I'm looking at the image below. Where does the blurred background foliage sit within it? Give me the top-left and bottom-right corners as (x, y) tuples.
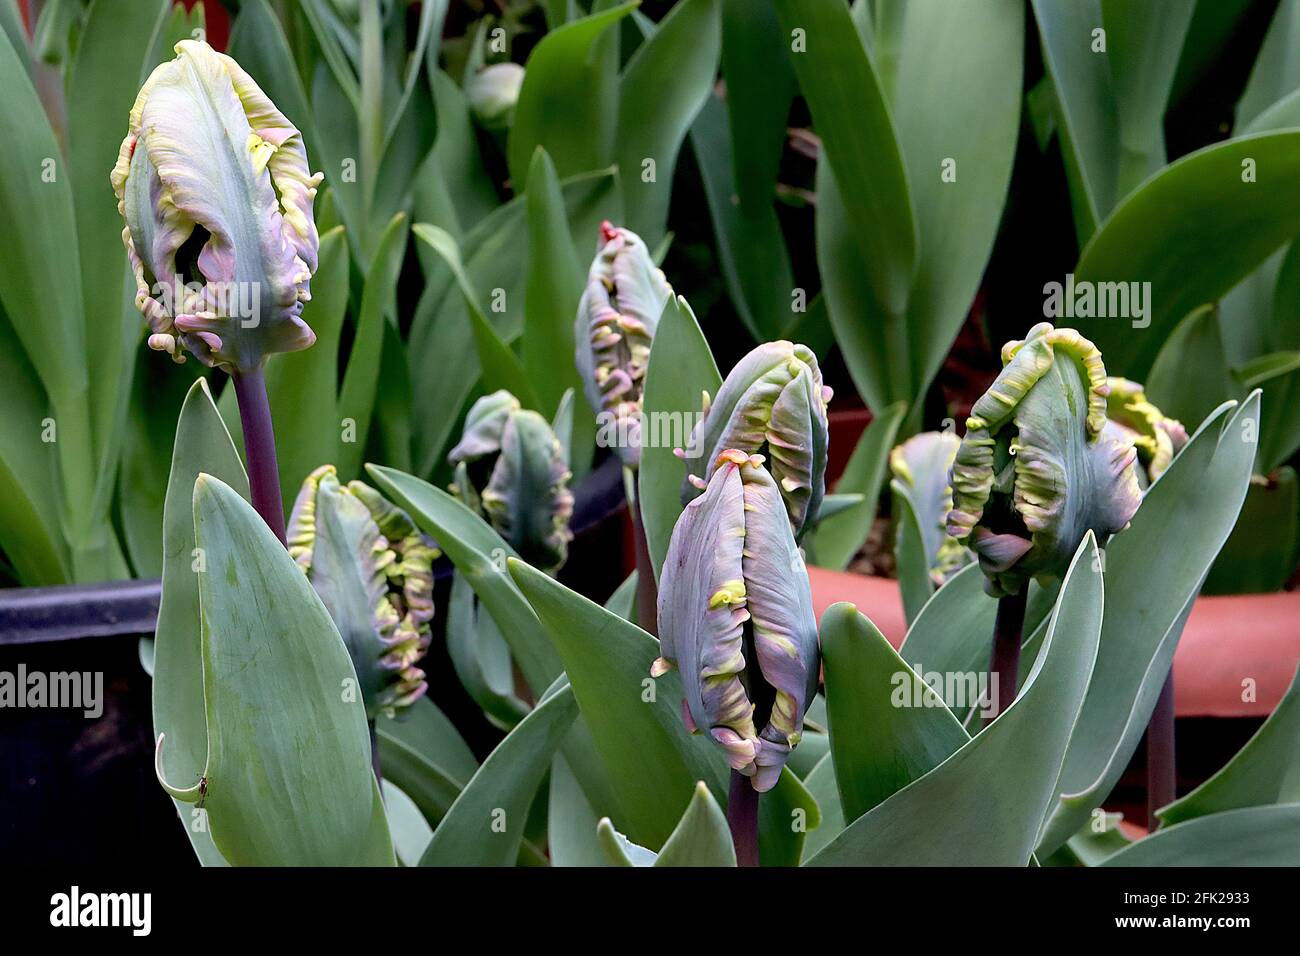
(0, 0), (1296, 596)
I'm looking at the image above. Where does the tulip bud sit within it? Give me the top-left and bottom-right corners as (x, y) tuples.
(680, 341), (831, 538)
(889, 431), (970, 585)
(287, 466), (439, 720)
(576, 223), (673, 468)
(1103, 377), (1189, 487)
(466, 63), (525, 130)
(449, 391), (575, 572)
(947, 323), (1142, 598)
(652, 450), (820, 792)
(111, 40), (323, 374)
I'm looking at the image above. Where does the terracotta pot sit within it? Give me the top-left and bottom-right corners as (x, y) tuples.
(807, 567), (1300, 718)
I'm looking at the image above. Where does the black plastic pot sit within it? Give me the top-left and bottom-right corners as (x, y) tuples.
(0, 456), (628, 865)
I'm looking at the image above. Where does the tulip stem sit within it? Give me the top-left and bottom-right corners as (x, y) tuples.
(1146, 670), (1176, 831)
(727, 770), (760, 867)
(624, 467), (658, 636)
(987, 588), (1027, 721)
(232, 366), (287, 546)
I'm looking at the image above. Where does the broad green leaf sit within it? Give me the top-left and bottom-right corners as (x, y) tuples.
(1100, 805), (1300, 866)
(1235, 0), (1300, 130)
(0, 23), (96, 570)
(446, 571), (530, 729)
(690, 91), (788, 341)
(786, 729), (830, 779)
(153, 379), (248, 866)
(264, 227), (348, 513)
(596, 817), (659, 866)
(760, 765), (822, 867)
(821, 603), (968, 825)
(548, 753), (608, 867)
(0, 311), (66, 583)
(604, 570), (638, 622)
(1236, 351), (1300, 472)
(892, 486), (933, 624)
(1038, 394), (1262, 853)
(806, 401), (907, 571)
(615, 0), (720, 246)
(415, 69), (499, 242)
(412, 222), (541, 410)
(1157, 664), (1300, 827)
(523, 147), (586, 417)
(337, 213), (408, 479)
(808, 534), (1104, 866)
(1203, 468), (1297, 595)
(638, 295), (721, 580)
(509, 558), (726, 848)
(383, 780), (434, 866)
(885, 0), (1025, 410)
(410, 167), (616, 478)
(379, 695), (479, 784)
(1071, 133), (1300, 382)
(420, 685), (578, 866)
(1101, 0), (1196, 197)
(654, 780), (735, 867)
(66, 0), (166, 501)
(1145, 305), (1235, 434)
(801, 755), (846, 860)
(366, 465), (563, 694)
(506, 1), (636, 187)
(163, 475), (393, 866)
(774, 0), (916, 317)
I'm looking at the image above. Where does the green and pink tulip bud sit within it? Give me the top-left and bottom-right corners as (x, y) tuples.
(890, 431), (971, 585)
(680, 341), (831, 538)
(1103, 377), (1189, 487)
(287, 466), (438, 720)
(652, 450), (821, 792)
(576, 223), (673, 468)
(947, 323), (1142, 598)
(449, 391), (574, 573)
(110, 39), (322, 374)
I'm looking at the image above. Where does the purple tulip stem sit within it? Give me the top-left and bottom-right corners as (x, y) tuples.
(624, 467), (658, 636)
(1146, 670), (1176, 831)
(728, 770), (760, 867)
(232, 366), (287, 545)
(987, 588), (1027, 721)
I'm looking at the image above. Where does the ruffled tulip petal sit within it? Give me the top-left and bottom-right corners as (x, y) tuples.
(482, 410), (575, 572)
(890, 431), (969, 583)
(575, 223), (672, 467)
(682, 341), (830, 538)
(947, 323), (1142, 597)
(111, 40), (322, 373)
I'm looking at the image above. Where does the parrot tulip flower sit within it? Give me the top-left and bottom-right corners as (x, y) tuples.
(1103, 377), (1189, 487)
(652, 450), (820, 794)
(680, 341), (831, 539)
(111, 39), (324, 542)
(287, 466), (439, 720)
(111, 39), (322, 374)
(889, 431), (970, 586)
(448, 390), (574, 573)
(576, 222), (673, 468)
(947, 322), (1142, 599)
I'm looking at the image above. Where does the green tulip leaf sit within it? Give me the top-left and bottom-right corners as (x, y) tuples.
(821, 602), (969, 825)
(1038, 393), (1263, 854)
(161, 474), (393, 866)
(419, 685), (578, 866)
(654, 780), (736, 867)
(808, 534), (1103, 866)
(1100, 805), (1300, 866)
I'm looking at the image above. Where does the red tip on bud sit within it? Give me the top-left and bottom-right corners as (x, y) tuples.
(600, 220), (619, 243)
